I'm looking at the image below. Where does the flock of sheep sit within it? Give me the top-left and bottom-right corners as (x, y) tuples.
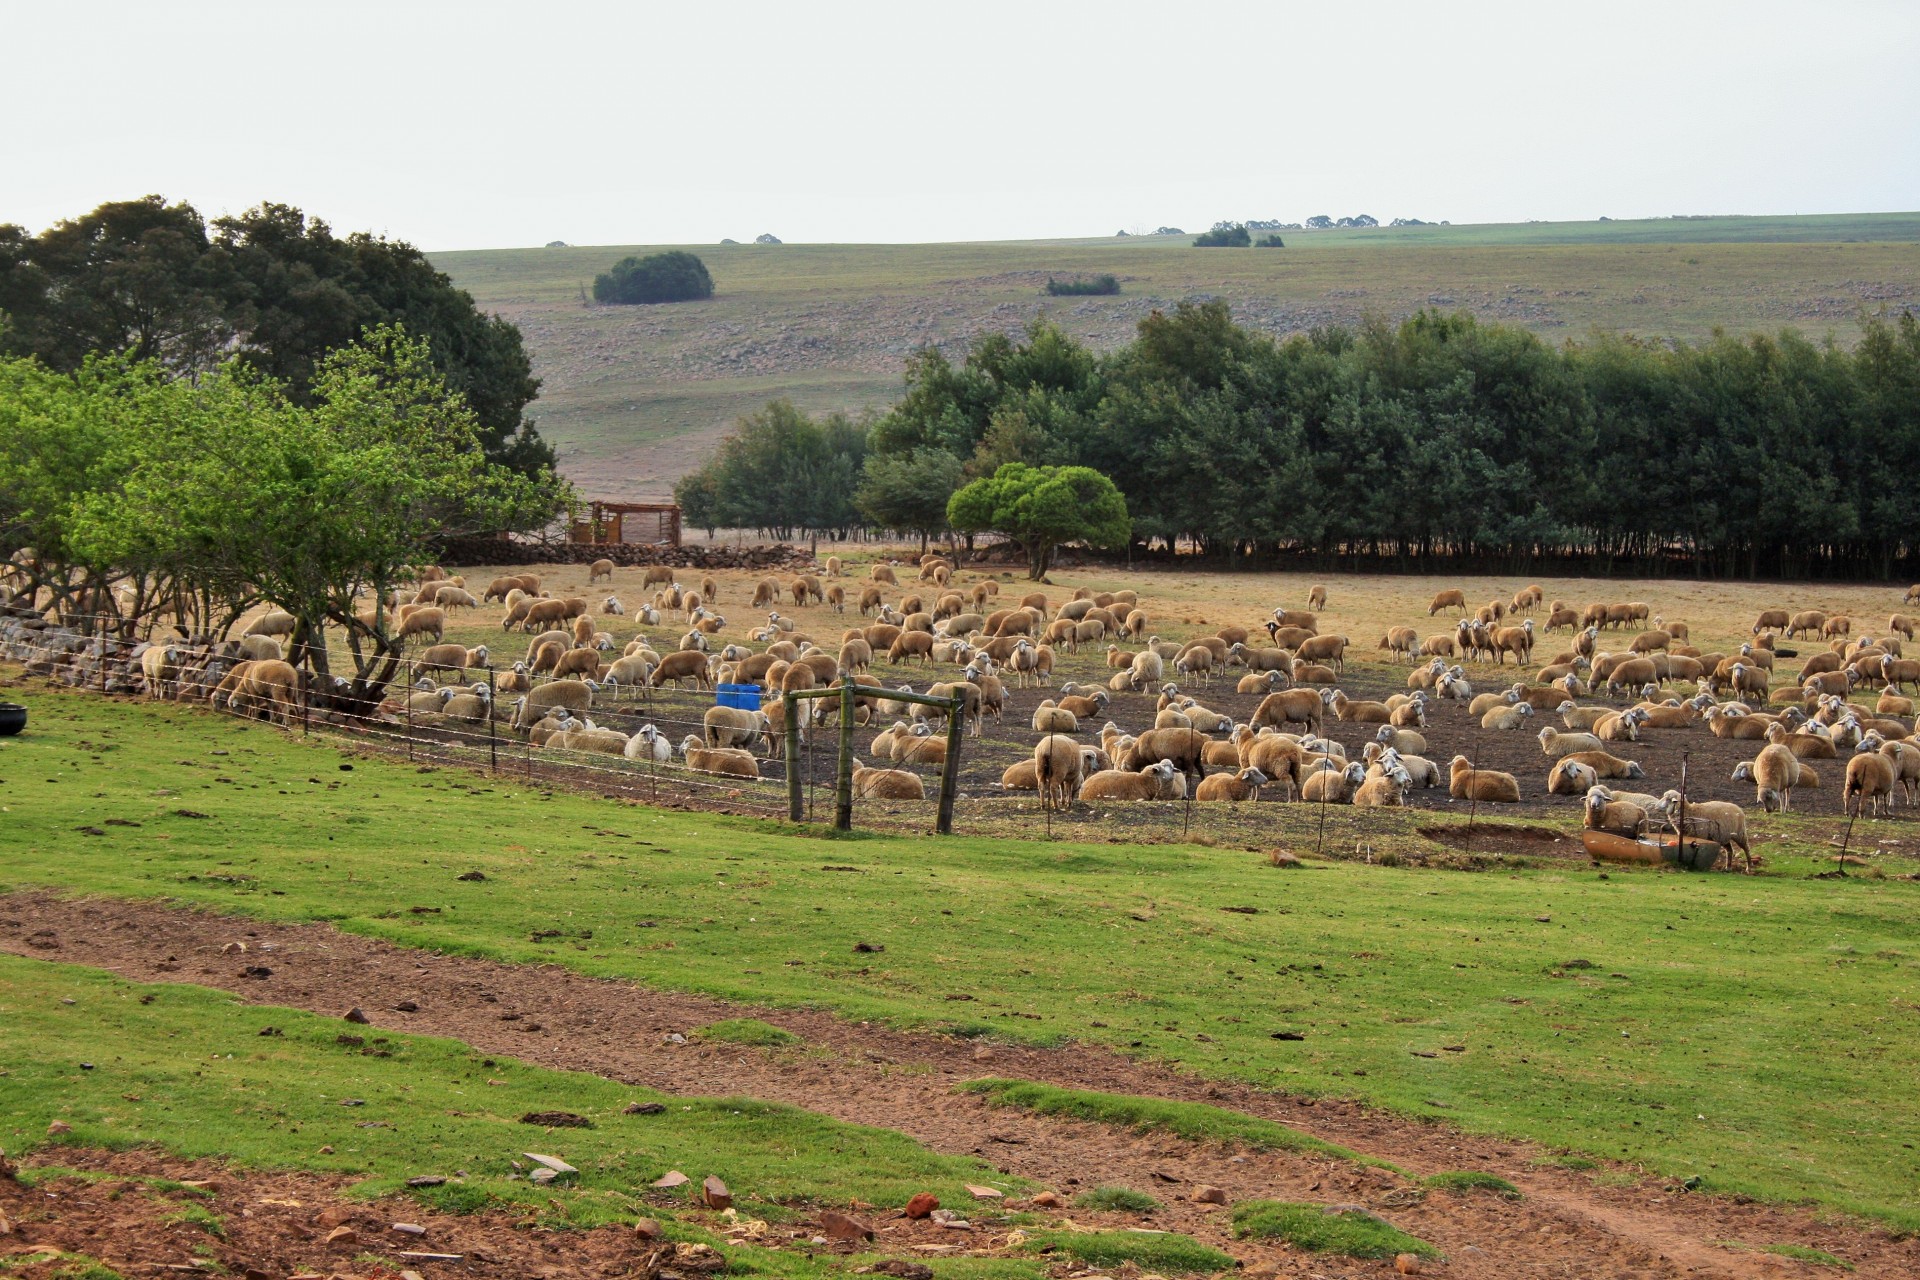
(9, 554), (1920, 867)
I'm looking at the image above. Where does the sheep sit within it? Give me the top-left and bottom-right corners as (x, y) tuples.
(236, 633), (284, 662)
(650, 650), (713, 689)
(1120, 727), (1210, 778)
(1297, 633), (1349, 672)
(1378, 626), (1421, 662)
(1352, 763), (1411, 808)
(1878, 739), (1920, 804)
(1557, 749), (1646, 781)
(1375, 724), (1427, 755)
(1080, 760), (1183, 802)
(1252, 688), (1322, 734)
(679, 735), (761, 778)
(417, 642), (487, 677)
(1658, 793), (1753, 870)
(1491, 620), (1536, 665)
(1428, 589), (1467, 616)
(1547, 759), (1599, 795)
(1480, 702), (1535, 731)
(624, 723), (673, 764)
(852, 758), (926, 801)
(1195, 766), (1267, 802)
(436, 683), (494, 722)
(1538, 726), (1604, 758)
(1823, 615), (1854, 639)
(1512, 584), (1543, 612)
(1179, 700), (1233, 733)
(704, 705), (768, 751)
(1785, 609), (1826, 639)
(1630, 629), (1671, 654)
(242, 609), (296, 639)
(433, 585), (479, 610)
(1034, 735), (1085, 810)
(1449, 755), (1521, 802)
(1583, 787), (1649, 837)
(1844, 751), (1898, 817)
(139, 644), (179, 699)
(1031, 700), (1080, 734)
(1127, 648), (1165, 690)
(1329, 690), (1392, 723)
(1302, 759), (1366, 803)
(546, 724), (630, 755)
(396, 606), (446, 644)
(1734, 744), (1812, 810)
(1604, 655), (1660, 698)
(510, 678), (598, 728)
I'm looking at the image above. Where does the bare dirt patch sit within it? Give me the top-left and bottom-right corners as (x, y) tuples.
(5, 893), (1914, 1279)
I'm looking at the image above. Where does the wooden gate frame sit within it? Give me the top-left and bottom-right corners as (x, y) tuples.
(783, 676), (965, 833)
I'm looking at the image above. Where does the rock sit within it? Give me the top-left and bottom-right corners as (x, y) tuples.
(971, 1045), (995, 1062)
(523, 1152), (579, 1174)
(325, 1226), (358, 1246)
(244, 1269), (270, 1280)
(853, 941), (884, 953)
(703, 1175), (732, 1209)
(457, 871), (487, 881)
(1394, 1254), (1423, 1275)
(391, 1223), (426, 1236)
(902, 1192), (939, 1219)
(393, 1000), (418, 1012)
(624, 1102), (667, 1115)
(872, 1264), (933, 1279)
(343, 1007), (370, 1024)
(530, 1168), (558, 1184)
(402, 1273), (426, 1280)
(653, 1170), (691, 1188)
(316, 1206), (352, 1228)
(1193, 1186), (1229, 1205)
(405, 1176), (446, 1188)
(1030, 1191), (1063, 1207)
(46, 1121), (72, 1136)
(965, 1184), (1003, 1200)
(633, 1218), (665, 1240)
(819, 1210), (875, 1241)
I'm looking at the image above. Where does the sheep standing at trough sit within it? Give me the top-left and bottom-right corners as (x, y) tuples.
(1658, 793), (1753, 870)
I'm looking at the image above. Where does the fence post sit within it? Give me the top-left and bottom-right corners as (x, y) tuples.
(834, 677), (855, 831)
(487, 665), (497, 775)
(405, 660), (414, 762)
(936, 692), (964, 835)
(785, 690), (804, 822)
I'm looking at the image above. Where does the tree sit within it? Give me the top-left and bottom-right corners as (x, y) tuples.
(1193, 223), (1252, 247)
(672, 401), (866, 540)
(946, 463), (1130, 580)
(592, 251), (714, 304)
(0, 197), (556, 478)
(855, 447), (963, 552)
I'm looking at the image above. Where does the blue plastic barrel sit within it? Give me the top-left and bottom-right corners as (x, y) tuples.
(716, 683), (763, 711)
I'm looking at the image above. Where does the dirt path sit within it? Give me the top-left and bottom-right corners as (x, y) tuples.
(5, 892), (1911, 1278)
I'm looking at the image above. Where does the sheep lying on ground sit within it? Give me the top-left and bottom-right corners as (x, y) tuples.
(1449, 755), (1521, 802)
(678, 735), (760, 777)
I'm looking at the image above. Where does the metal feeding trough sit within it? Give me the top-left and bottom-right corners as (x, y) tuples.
(0, 702), (26, 736)
(1581, 829), (1725, 872)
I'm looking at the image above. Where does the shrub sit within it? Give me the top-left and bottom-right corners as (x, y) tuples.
(1232, 1201), (1439, 1260)
(1045, 275), (1119, 296)
(698, 1018), (799, 1047)
(1073, 1185), (1160, 1212)
(592, 252), (714, 304)
(1193, 223), (1251, 248)
(1255, 234), (1286, 248)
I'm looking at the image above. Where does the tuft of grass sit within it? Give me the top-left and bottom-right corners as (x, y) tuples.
(1072, 1185), (1160, 1212)
(1232, 1200), (1439, 1259)
(1423, 1169), (1522, 1199)
(162, 1203), (226, 1238)
(0, 1254), (127, 1280)
(962, 1078), (1391, 1169)
(698, 1018), (801, 1048)
(1763, 1243), (1853, 1269)
(1019, 1229), (1234, 1273)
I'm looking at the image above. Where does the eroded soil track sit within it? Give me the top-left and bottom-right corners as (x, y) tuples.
(4, 892), (1912, 1279)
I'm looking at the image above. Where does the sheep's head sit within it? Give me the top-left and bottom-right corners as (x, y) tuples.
(1732, 761), (1752, 781)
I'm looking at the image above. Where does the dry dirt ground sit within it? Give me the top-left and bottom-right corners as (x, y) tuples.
(4, 893), (1915, 1280)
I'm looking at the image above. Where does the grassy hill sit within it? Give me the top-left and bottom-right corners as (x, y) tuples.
(431, 214), (1920, 499)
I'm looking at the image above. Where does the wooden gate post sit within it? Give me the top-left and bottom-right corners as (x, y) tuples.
(834, 677), (856, 830)
(785, 690), (804, 822)
(936, 692), (964, 834)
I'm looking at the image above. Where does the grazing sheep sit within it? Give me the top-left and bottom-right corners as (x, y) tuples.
(1428, 589), (1467, 616)
(1449, 755), (1521, 803)
(1307, 584), (1328, 611)
(511, 678), (598, 728)
(243, 609), (296, 639)
(679, 735), (761, 778)
(1753, 609), (1790, 635)
(1844, 751), (1898, 817)
(1251, 687), (1322, 734)
(704, 705), (769, 751)
(852, 758), (926, 801)
(1734, 744), (1812, 810)
(396, 606), (446, 644)
(651, 650), (713, 689)
(236, 633), (284, 662)
(1378, 626), (1421, 662)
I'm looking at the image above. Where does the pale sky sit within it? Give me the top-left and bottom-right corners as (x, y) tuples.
(6, 0), (1918, 251)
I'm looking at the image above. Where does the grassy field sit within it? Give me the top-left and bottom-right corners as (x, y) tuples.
(429, 213), (1920, 494)
(4, 685), (1919, 1227)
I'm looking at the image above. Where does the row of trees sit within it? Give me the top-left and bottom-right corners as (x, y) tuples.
(680, 301), (1920, 578)
(0, 196), (555, 475)
(0, 330), (568, 708)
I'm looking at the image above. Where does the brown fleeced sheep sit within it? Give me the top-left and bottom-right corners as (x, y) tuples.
(1428, 589), (1467, 616)
(1844, 751), (1898, 817)
(679, 736), (761, 778)
(1080, 760), (1183, 802)
(1449, 755), (1521, 802)
(1196, 766), (1267, 801)
(852, 758), (925, 800)
(1659, 793), (1752, 870)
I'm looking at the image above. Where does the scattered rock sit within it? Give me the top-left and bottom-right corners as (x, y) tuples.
(393, 1000), (418, 1012)
(1193, 1186), (1229, 1205)
(971, 1045), (995, 1062)
(241, 966), (272, 980)
(1394, 1254), (1423, 1275)
(853, 941), (885, 953)
(903, 1192), (939, 1219)
(653, 1170), (690, 1188)
(520, 1111), (593, 1128)
(406, 1176), (446, 1188)
(819, 1210), (875, 1241)
(392, 1223), (426, 1236)
(324, 1226), (358, 1247)
(929, 1209), (971, 1230)
(243, 1269), (269, 1280)
(343, 1007), (370, 1024)
(1150, 1170), (1181, 1183)
(316, 1206), (352, 1228)
(1030, 1191), (1063, 1208)
(872, 1263), (933, 1280)
(1535, 915), (1552, 923)
(74, 826), (105, 836)
(624, 1102), (667, 1115)
(457, 871), (487, 881)
(965, 1184), (1003, 1200)
(46, 1121), (72, 1136)
(703, 1175), (733, 1209)
(523, 1152), (579, 1175)
(633, 1218), (665, 1240)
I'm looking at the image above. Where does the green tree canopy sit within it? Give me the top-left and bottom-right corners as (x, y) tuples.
(592, 252), (714, 305)
(946, 463), (1131, 579)
(672, 400), (866, 541)
(855, 447), (964, 552)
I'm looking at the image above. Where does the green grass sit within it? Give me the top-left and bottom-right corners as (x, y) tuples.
(1422, 1169), (1522, 1199)
(1230, 1200), (1438, 1260)
(1761, 1243), (1854, 1269)
(0, 953), (1022, 1217)
(1071, 1186), (1160, 1212)
(0, 1253), (126, 1280)
(5, 686), (1920, 1227)
(162, 1202), (227, 1238)
(1018, 1229), (1234, 1273)
(961, 1079), (1384, 1167)
(698, 1018), (802, 1047)
(429, 216), (1920, 490)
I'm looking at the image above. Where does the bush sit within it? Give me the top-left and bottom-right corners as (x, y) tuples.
(1232, 1201), (1439, 1260)
(755, 233), (782, 245)
(1045, 275), (1119, 296)
(592, 252), (713, 305)
(1193, 224), (1251, 248)
(1073, 1186), (1159, 1212)
(1255, 234), (1286, 248)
